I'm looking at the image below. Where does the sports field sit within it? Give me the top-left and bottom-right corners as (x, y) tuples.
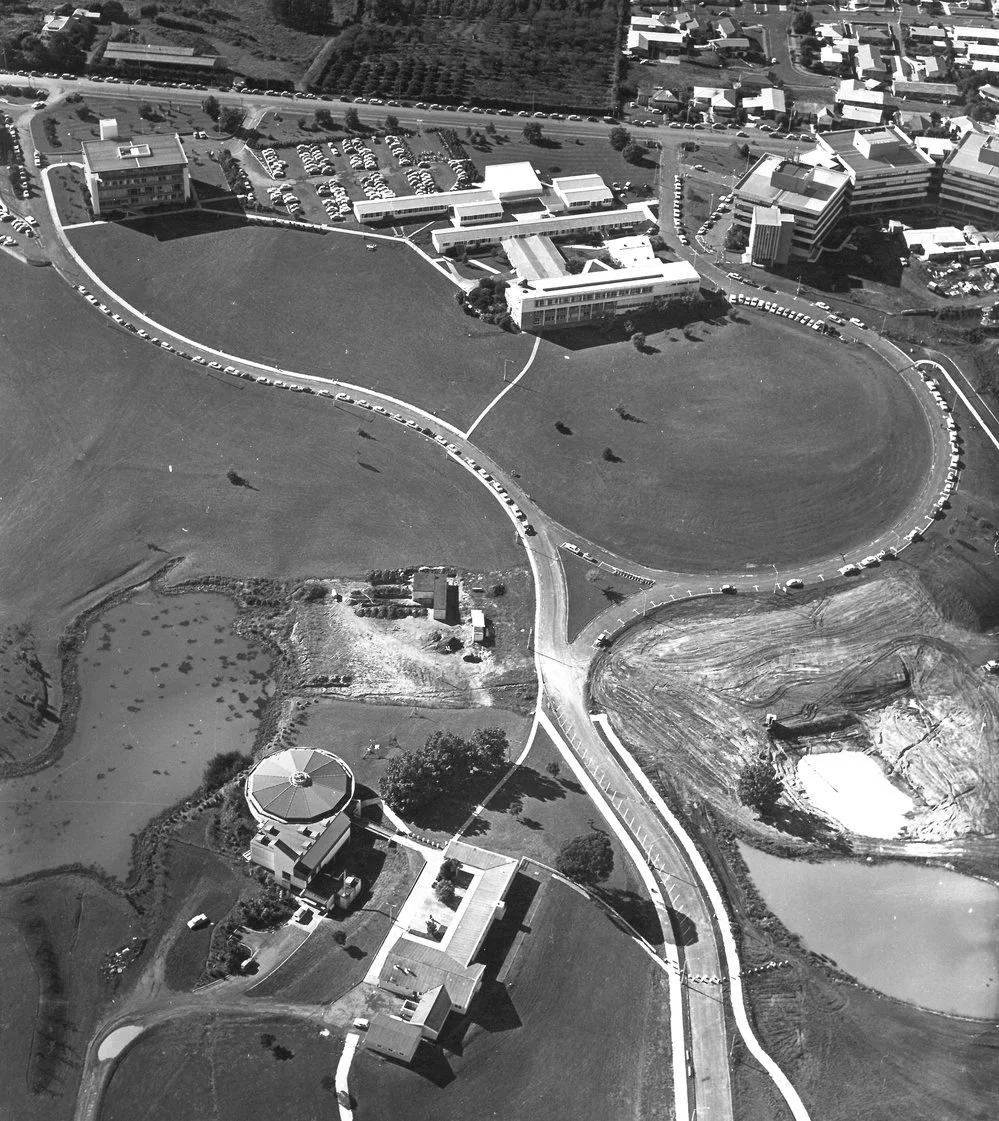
(475, 315), (934, 570)
(350, 870), (671, 1121)
(67, 219), (532, 428)
(0, 252), (523, 655)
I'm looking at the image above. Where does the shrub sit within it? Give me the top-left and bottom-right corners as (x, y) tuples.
(555, 830), (614, 886)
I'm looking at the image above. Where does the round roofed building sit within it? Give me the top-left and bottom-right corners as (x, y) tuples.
(245, 747), (354, 826)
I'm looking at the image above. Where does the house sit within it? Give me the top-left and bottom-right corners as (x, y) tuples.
(716, 15), (742, 37)
(922, 55), (944, 80)
(41, 11), (82, 40)
(743, 87), (786, 119)
(821, 45), (848, 71)
(100, 41), (227, 79)
(366, 984), (453, 1063)
(979, 84), (999, 103)
(650, 88), (679, 109)
(856, 44), (888, 80)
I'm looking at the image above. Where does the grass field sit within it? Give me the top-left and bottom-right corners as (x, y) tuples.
(0, 874), (139, 1121)
(67, 218), (532, 428)
(98, 1010), (341, 1121)
(0, 250), (523, 657)
(561, 552), (647, 640)
(351, 869), (671, 1121)
(474, 314), (934, 570)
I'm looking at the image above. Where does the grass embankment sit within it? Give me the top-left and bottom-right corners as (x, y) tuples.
(351, 870), (671, 1121)
(67, 219), (531, 428)
(0, 875), (139, 1121)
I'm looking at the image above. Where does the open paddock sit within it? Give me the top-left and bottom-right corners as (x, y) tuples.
(475, 314), (934, 571)
(97, 1011), (339, 1121)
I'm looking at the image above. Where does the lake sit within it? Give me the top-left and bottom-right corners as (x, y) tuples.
(0, 591), (271, 882)
(739, 842), (999, 1019)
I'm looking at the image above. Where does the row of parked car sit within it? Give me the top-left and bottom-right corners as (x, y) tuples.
(3, 115), (31, 201)
(315, 179), (353, 219)
(343, 137), (378, 172)
(384, 135), (415, 167)
(0, 198), (37, 240)
(671, 174), (690, 247)
(296, 142), (335, 177)
(730, 292), (831, 333)
(404, 166), (440, 195)
(359, 170), (395, 201)
(259, 146), (288, 179)
(921, 369), (962, 519)
(267, 185), (303, 215)
(697, 194), (732, 238)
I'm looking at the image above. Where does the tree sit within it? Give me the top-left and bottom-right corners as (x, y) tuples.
(621, 141), (646, 166)
(791, 10), (814, 34)
(384, 112), (399, 132)
(467, 727), (508, 773)
(555, 830), (614, 886)
(202, 750), (252, 792)
(737, 758), (784, 815)
(608, 125), (631, 151)
(602, 447), (620, 462)
(434, 878), (456, 906)
(631, 331), (646, 350)
(202, 94), (220, 119)
(344, 106), (360, 131)
(315, 107), (334, 129)
(218, 105), (242, 134)
(546, 759), (561, 778)
(522, 120), (543, 144)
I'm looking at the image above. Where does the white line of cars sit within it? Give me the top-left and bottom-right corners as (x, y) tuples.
(296, 142), (335, 177)
(671, 174), (689, 247)
(729, 291), (832, 333)
(259, 147), (288, 179)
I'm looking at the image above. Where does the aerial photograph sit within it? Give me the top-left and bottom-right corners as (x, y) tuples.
(1, 0), (998, 1118)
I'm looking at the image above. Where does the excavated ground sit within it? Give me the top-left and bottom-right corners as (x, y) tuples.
(592, 567), (999, 847)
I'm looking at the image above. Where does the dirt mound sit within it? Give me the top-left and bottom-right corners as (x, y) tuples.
(593, 569), (999, 842)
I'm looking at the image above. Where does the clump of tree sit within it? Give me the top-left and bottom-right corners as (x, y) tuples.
(555, 828), (614, 886)
(202, 750), (252, 793)
(218, 105), (243, 135)
(609, 125), (631, 151)
(622, 141), (646, 166)
(522, 120), (544, 145)
(460, 277), (512, 327)
(379, 728), (509, 816)
(202, 94), (220, 119)
(269, 0), (331, 32)
(737, 758), (784, 815)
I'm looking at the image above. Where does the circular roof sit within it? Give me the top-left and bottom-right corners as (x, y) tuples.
(245, 747), (354, 824)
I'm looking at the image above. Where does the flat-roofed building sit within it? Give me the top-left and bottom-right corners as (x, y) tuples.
(905, 25), (950, 55)
(100, 41), (226, 78)
(551, 173), (614, 211)
(940, 131), (999, 224)
(451, 197), (505, 227)
(952, 25), (999, 46)
(748, 204), (796, 265)
(836, 79), (891, 117)
(817, 124), (935, 216)
(80, 132), (189, 216)
(733, 155), (850, 259)
(482, 161), (544, 201)
(506, 259), (701, 331)
(893, 79), (959, 102)
(431, 202), (654, 254)
(354, 187), (498, 224)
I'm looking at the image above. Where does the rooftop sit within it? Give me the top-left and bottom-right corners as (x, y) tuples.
(482, 161), (544, 199)
(245, 747), (354, 824)
(517, 258), (700, 297)
(103, 41), (224, 67)
(945, 131), (999, 180)
(819, 125), (934, 174)
(382, 937), (485, 1012)
(737, 155), (850, 215)
(81, 132), (188, 174)
(504, 234), (568, 280)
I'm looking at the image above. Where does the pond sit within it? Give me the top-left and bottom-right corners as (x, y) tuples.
(0, 591), (271, 882)
(739, 842), (999, 1019)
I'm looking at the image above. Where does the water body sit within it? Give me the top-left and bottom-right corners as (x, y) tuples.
(739, 843), (999, 1019)
(0, 592), (270, 882)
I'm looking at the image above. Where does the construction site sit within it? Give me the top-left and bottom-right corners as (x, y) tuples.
(592, 567), (999, 855)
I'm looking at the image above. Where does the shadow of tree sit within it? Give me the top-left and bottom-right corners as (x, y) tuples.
(666, 906), (699, 947)
(598, 888), (664, 945)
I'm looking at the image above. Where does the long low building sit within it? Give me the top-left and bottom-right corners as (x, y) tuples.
(431, 202), (655, 254)
(353, 187), (501, 225)
(506, 258), (701, 331)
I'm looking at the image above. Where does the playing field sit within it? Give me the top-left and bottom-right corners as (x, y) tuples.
(67, 218), (533, 429)
(475, 314), (934, 570)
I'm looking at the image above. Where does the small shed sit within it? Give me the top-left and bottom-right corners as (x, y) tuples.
(471, 608), (489, 645)
(433, 578), (459, 626)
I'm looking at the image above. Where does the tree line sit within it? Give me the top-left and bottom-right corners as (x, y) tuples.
(379, 728), (509, 816)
